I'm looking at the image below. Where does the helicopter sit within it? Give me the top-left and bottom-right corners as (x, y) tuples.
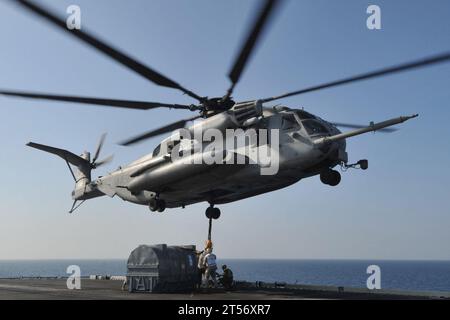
(1, 0), (449, 220)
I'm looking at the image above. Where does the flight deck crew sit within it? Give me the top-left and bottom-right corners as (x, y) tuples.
(203, 247), (218, 288)
(196, 250), (206, 288)
(197, 240), (213, 288)
(219, 265), (234, 290)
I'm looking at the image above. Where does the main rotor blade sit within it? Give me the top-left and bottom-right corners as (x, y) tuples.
(92, 133), (107, 164)
(120, 115), (202, 146)
(11, 0), (204, 102)
(0, 89), (194, 110)
(262, 52), (450, 103)
(331, 122), (397, 133)
(225, 0), (282, 98)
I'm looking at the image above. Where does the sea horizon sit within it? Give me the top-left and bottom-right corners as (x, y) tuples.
(1, 259), (450, 292)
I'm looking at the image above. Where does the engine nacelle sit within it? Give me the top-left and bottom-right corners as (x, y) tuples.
(229, 100), (263, 126)
(172, 100), (263, 140)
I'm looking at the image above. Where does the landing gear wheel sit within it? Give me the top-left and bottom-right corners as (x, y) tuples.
(156, 199), (166, 212)
(205, 205), (221, 242)
(320, 171), (330, 185)
(205, 206), (214, 219)
(149, 198), (166, 212)
(328, 170), (341, 186)
(149, 198), (158, 212)
(205, 206), (221, 219)
(320, 169), (341, 186)
(211, 207), (221, 220)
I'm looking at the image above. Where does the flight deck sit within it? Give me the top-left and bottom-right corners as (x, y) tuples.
(0, 278), (449, 300)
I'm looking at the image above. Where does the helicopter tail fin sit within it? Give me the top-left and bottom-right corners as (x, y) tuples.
(27, 138), (112, 212)
(26, 141), (93, 197)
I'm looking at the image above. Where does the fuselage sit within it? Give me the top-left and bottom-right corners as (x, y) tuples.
(89, 105), (348, 209)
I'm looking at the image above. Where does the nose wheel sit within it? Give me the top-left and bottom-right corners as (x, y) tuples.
(320, 169), (341, 186)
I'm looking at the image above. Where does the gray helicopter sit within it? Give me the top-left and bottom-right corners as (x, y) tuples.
(1, 0), (449, 219)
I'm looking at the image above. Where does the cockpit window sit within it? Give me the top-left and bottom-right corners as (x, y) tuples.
(281, 114), (300, 130)
(302, 119), (329, 135)
(152, 144), (161, 157)
(295, 110), (316, 120)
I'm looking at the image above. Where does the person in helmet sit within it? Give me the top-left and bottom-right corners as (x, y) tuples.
(203, 247), (218, 288)
(219, 265), (234, 290)
(197, 240), (214, 288)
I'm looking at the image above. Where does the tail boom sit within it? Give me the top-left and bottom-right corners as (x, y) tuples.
(27, 142), (105, 201)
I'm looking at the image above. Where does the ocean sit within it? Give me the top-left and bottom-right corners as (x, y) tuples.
(1, 259), (449, 292)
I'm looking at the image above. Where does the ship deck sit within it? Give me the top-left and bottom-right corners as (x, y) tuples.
(0, 278), (449, 300)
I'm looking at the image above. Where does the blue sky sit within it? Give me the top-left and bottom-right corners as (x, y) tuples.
(0, 0), (449, 259)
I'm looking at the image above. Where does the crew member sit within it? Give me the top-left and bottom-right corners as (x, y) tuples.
(219, 265), (234, 290)
(121, 278), (127, 291)
(196, 250), (205, 289)
(203, 247), (218, 288)
(197, 240), (213, 288)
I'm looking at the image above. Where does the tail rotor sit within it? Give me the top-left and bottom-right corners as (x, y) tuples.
(90, 133), (113, 169)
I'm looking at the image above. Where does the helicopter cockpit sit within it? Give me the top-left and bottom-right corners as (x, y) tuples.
(279, 108), (331, 137)
(295, 110), (330, 135)
(281, 113), (300, 131)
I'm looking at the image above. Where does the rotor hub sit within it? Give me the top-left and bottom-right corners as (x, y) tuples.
(200, 97), (236, 117)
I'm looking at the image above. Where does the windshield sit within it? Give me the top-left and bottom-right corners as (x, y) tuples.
(281, 113), (300, 130)
(302, 119), (329, 136)
(295, 110), (316, 120)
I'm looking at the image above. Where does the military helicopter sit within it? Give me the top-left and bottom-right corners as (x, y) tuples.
(1, 0), (449, 220)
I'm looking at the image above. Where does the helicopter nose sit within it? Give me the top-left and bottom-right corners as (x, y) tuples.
(317, 139), (347, 163)
(334, 140), (348, 163)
